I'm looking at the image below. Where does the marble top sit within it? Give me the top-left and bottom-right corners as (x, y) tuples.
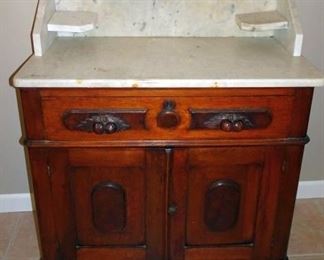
(55, 0), (276, 37)
(13, 37), (324, 88)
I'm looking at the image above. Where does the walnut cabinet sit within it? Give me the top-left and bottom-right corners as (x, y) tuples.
(20, 88), (313, 260)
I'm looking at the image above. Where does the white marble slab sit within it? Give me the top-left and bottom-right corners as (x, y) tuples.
(275, 0), (303, 56)
(55, 0), (276, 37)
(13, 37), (324, 88)
(32, 0), (56, 56)
(48, 11), (97, 33)
(236, 11), (288, 31)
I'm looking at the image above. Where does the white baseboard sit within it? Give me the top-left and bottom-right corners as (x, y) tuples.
(0, 193), (33, 213)
(296, 180), (324, 199)
(0, 180), (323, 213)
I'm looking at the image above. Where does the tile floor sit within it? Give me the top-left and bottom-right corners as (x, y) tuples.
(0, 199), (323, 260)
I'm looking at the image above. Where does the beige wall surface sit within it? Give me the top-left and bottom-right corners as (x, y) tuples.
(0, 0), (38, 194)
(296, 0), (324, 181)
(0, 0), (323, 194)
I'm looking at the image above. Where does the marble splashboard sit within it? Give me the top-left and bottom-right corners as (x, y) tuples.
(55, 0), (277, 37)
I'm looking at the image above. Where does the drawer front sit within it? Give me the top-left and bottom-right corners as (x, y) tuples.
(40, 93), (295, 141)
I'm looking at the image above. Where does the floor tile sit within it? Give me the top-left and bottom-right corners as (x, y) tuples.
(288, 199), (324, 256)
(0, 198), (323, 259)
(289, 255), (324, 260)
(0, 213), (21, 259)
(5, 258), (40, 260)
(5, 212), (40, 259)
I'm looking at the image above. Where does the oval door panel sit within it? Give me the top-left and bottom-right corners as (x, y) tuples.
(204, 180), (241, 232)
(91, 182), (126, 233)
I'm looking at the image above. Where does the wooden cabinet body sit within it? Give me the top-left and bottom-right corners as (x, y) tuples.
(20, 88), (313, 260)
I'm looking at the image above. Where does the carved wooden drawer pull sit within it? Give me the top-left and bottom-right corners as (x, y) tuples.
(63, 109), (147, 135)
(189, 108), (272, 132)
(157, 100), (180, 129)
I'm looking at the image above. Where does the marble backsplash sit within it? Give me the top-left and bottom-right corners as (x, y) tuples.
(55, 0), (278, 37)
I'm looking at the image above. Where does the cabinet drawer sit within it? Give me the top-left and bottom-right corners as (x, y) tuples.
(40, 90), (296, 141)
(42, 96), (294, 141)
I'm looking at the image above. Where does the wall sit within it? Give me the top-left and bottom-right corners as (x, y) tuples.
(0, 0), (323, 194)
(0, 0), (38, 194)
(296, 0), (324, 181)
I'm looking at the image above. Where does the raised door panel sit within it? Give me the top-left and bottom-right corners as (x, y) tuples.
(69, 148), (145, 246)
(48, 148), (167, 260)
(72, 167), (145, 245)
(186, 148), (264, 245)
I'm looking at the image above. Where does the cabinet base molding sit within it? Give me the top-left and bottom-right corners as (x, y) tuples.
(77, 248), (146, 260)
(185, 246), (252, 260)
(25, 137), (310, 148)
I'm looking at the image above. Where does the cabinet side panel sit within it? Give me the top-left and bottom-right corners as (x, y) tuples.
(48, 149), (77, 259)
(271, 145), (305, 259)
(289, 88), (314, 137)
(20, 89), (45, 139)
(28, 148), (57, 260)
(253, 147), (285, 259)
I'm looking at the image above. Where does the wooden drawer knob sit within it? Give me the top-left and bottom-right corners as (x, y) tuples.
(157, 100), (180, 129)
(220, 120), (233, 132)
(93, 122), (117, 135)
(221, 119), (245, 132)
(233, 120), (244, 132)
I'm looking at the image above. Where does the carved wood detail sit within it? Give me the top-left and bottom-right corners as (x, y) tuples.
(204, 180), (241, 232)
(189, 109), (272, 132)
(91, 182), (126, 233)
(63, 109), (147, 134)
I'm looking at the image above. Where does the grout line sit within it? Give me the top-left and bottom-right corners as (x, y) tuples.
(2, 213), (24, 260)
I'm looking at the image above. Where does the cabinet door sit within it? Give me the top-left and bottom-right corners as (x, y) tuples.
(47, 148), (167, 260)
(186, 147), (263, 245)
(169, 147), (284, 260)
